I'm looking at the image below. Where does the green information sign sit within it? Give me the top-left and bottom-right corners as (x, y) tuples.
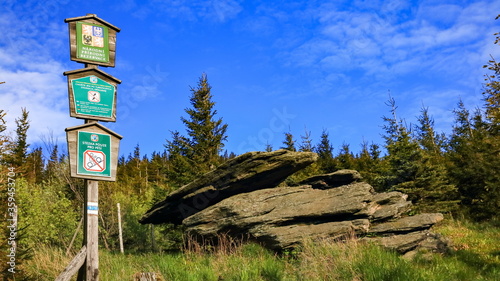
(77, 131), (111, 177)
(71, 75), (115, 118)
(76, 21), (110, 63)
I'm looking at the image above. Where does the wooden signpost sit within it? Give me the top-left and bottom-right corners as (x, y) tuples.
(57, 14), (121, 281)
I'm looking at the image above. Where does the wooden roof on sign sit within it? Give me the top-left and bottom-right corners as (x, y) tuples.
(63, 67), (122, 84)
(64, 14), (121, 32)
(65, 122), (123, 140)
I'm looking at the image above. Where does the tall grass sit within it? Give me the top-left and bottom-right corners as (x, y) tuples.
(21, 219), (500, 281)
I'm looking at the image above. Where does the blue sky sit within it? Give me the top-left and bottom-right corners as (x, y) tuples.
(1, 0), (500, 159)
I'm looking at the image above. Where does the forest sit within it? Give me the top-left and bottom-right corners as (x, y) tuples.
(1, 20), (499, 281)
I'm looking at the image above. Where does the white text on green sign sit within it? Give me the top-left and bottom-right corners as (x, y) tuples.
(76, 21), (110, 63)
(71, 75), (115, 118)
(77, 131), (111, 177)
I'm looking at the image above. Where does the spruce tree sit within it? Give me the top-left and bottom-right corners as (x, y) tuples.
(281, 131), (296, 151)
(166, 74), (228, 185)
(337, 143), (354, 169)
(380, 96), (425, 203)
(299, 128), (314, 152)
(181, 74), (228, 171)
(0, 109), (7, 163)
(446, 20), (500, 218)
(5, 108), (30, 168)
(315, 129), (336, 173)
(414, 106), (457, 212)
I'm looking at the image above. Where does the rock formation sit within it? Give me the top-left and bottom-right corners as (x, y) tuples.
(140, 150), (318, 225)
(141, 151), (448, 255)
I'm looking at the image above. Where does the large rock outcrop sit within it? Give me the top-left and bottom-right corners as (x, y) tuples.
(140, 150), (318, 225)
(183, 178), (446, 253)
(141, 151), (448, 255)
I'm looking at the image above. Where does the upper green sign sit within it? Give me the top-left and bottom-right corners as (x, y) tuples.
(76, 21), (110, 63)
(77, 131), (112, 177)
(71, 75), (115, 118)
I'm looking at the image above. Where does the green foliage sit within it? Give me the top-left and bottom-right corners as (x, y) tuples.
(9, 108), (30, 168)
(315, 129), (337, 173)
(336, 143), (355, 170)
(16, 177), (79, 248)
(281, 131), (296, 151)
(166, 74), (228, 185)
(447, 102), (500, 220)
(298, 128), (314, 152)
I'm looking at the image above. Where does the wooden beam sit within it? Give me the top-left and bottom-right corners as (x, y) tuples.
(77, 180), (100, 281)
(55, 246), (87, 281)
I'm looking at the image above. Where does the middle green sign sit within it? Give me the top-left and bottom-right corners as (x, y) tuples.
(64, 68), (121, 122)
(71, 75), (115, 119)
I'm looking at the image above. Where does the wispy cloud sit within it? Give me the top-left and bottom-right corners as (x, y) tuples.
(0, 7), (77, 149)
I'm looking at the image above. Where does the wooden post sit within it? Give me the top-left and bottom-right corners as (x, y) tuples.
(56, 246), (87, 281)
(77, 180), (99, 281)
(62, 14), (122, 280)
(66, 217), (84, 256)
(117, 203), (124, 254)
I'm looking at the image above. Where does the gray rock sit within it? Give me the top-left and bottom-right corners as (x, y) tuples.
(183, 183), (427, 251)
(139, 150), (318, 225)
(298, 169), (363, 189)
(364, 230), (450, 255)
(368, 213), (444, 234)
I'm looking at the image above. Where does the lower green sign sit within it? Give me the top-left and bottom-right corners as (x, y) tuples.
(71, 75), (115, 118)
(77, 131), (111, 177)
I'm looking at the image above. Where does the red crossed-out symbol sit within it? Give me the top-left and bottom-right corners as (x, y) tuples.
(84, 150), (106, 172)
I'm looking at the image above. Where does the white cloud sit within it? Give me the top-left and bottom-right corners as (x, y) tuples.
(0, 8), (78, 151)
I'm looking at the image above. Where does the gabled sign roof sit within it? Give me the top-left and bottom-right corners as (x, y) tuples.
(64, 14), (121, 32)
(65, 122), (123, 140)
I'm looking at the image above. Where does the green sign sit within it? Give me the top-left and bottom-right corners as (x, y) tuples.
(76, 21), (110, 63)
(77, 131), (111, 177)
(71, 75), (115, 118)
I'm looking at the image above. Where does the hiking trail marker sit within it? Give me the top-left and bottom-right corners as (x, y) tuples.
(57, 14), (121, 281)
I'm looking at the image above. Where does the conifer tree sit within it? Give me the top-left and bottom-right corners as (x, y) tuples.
(447, 25), (500, 219)
(299, 128), (314, 152)
(0, 109), (7, 163)
(315, 129), (336, 173)
(264, 142), (273, 152)
(337, 143), (355, 169)
(281, 131), (296, 151)
(166, 74), (228, 185)
(181, 74), (228, 171)
(380, 96), (423, 201)
(414, 106), (457, 212)
(5, 108), (30, 168)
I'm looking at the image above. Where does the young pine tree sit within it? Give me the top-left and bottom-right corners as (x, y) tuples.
(414, 106), (457, 212)
(315, 129), (337, 173)
(281, 131), (296, 152)
(166, 74), (228, 185)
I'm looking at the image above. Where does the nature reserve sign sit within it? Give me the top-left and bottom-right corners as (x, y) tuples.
(71, 75), (115, 118)
(64, 67), (121, 122)
(76, 22), (110, 63)
(65, 14), (120, 67)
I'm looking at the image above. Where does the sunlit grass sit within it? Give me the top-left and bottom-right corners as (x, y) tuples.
(23, 219), (500, 281)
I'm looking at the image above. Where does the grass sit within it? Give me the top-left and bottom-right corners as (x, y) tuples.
(20, 219), (500, 281)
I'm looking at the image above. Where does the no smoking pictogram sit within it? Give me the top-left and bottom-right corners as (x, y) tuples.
(84, 150), (106, 172)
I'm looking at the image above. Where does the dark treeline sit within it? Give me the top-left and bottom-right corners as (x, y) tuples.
(1, 19), (499, 278)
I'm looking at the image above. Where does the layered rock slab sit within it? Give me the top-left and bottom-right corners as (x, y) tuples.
(140, 150), (318, 225)
(183, 182), (433, 251)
